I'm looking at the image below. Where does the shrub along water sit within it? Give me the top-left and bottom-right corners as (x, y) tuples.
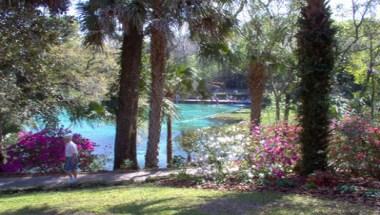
(0, 128), (95, 173)
(191, 116), (380, 182)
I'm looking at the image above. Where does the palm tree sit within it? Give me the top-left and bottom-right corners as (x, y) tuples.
(144, 0), (168, 168)
(244, 0), (298, 129)
(145, 0), (238, 168)
(297, 0), (336, 175)
(78, 0), (146, 170)
(248, 58), (267, 127)
(164, 63), (200, 167)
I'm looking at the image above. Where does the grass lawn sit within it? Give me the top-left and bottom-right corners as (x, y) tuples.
(0, 184), (377, 215)
(211, 107), (296, 125)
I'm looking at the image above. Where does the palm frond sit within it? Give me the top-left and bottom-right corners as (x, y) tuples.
(77, 0), (108, 48)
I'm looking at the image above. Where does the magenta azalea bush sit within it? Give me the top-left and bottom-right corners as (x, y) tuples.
(249, 123), (301, 178)
(330, 115), (380, 178)
(0, 128), (95, 173)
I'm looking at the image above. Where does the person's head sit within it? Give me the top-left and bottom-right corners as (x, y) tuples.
(63, 135), (72, 144)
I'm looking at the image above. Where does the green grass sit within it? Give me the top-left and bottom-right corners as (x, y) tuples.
(0, 184), (377, 215)
(211, 107), (297, 125)
(210, 108), (250, 123)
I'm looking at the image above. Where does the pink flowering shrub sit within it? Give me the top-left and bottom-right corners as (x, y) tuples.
(0, 128), (95, 173)
(329, 115), (380, 178)
(249, 123), (301, 178)
(192, 116), (380, 182)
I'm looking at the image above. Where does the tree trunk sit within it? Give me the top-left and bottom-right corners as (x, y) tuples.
(0, 126), (3, 167)
(145, 0), (167, 169)
(371, 75), (376, 119)
(275, 94), (281, 122)
(369, 33), (375, 119)
(166, 115), (172, 168)
(284, 93), (290, 122)
(114, 24), (144, 170)
(248, 60), (267, 130)
(297, 0), (335, 175)
(166, 93), (174, 168)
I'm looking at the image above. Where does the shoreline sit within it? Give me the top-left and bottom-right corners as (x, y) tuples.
(176, 99), (250, 105)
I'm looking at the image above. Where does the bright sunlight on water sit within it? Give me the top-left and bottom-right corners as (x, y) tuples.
(59, 104), (241, 169)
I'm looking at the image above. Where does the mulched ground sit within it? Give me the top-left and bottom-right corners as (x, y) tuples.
(155, 174), (380, 209)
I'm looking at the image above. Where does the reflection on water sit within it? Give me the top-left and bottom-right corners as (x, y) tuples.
(60, 104), (240, 170)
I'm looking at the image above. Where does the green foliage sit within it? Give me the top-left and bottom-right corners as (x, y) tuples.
(276, 178), (297, 188)
(0, 9), (73, 134)
(337, 184), (357, 194)
(297, 0), (336, 175)
(363, 189), (380, 198)
(171, 155), (186, 169)
(329, 115), (380, 178)
(121, 159), (136, 170)
(177, 130), (200, 154)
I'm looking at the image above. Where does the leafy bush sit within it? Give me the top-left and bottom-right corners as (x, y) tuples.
(249, 123), (301, 179)
(192, 124), (250, 182)
(329, 115), (380, 178)
(171, 155), (186, 168)
(121, 159), (135, 170)
(0, 128), (95, 173)
(192, 123), (301, 181)
(190, 115), (380, 182)
(337, 184), (357, 194)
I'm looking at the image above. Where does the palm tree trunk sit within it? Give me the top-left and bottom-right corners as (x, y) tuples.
(166, 93), (174, 168)
(166, 115), (172, 168)
(187, 153), (192, 163)
(275, 94), (281, 122)
(145, 0), (167, 169)
(248, 60), (267, 130)
(369, 34), (375, 119)
(114, 24), (144, 170)
(284, 93), (290, 122)
(370, 75), (376, 119)
(0, 126), (3, 167)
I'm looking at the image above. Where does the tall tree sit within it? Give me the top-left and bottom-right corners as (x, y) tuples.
(164, 62), (199, 167)
(297, 0), (336, 175)
(248, 59), (267, 126)
(242, 0), (299, 128)
(145, 0), (238, 168)
(0, 0), (70, 167)
(78, 0), (146, 170)
(145, 0), (168, 168)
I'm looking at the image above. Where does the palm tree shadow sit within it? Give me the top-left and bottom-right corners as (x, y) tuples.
(1, 205), (73, 215)
(108, 192), (284, 215)
(108, 198), (194, 215)
(186, 192), (284, 215)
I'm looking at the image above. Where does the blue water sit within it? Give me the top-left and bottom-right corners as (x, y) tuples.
(59, 104), (240, 169)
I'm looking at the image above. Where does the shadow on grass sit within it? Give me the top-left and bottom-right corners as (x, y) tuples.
(107, 191), (284, 215)
(2, 186), (376, 215)
(0, 205), (75, 215)
(108, 198), (194, 215)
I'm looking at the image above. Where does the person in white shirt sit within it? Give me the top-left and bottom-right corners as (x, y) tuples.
(63, 135), (79, 183)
